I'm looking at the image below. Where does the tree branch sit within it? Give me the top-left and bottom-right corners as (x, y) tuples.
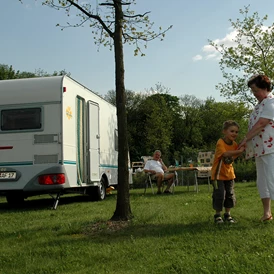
(57, 17), (91, 30)
(123, 25), (172, 42)
(65, 0), (114, 38)
(100, 3), (114, 7)
(124, 11), (150, 18)
(114, 0), (131, 5)
(100, 1), (130, 6)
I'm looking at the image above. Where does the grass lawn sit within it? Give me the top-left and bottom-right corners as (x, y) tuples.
(0, 182), (274, 274)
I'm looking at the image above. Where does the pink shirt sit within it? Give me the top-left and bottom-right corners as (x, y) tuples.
(246, 94), (274, 159)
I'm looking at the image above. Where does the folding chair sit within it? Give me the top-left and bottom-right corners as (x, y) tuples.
(144, 171), (178, 195)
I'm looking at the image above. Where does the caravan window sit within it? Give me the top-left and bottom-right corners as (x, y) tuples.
(1, 108), (42, 131)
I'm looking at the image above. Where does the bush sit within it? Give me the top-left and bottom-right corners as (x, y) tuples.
(234, 159), (256, 182)
(132, 172), (147, 189)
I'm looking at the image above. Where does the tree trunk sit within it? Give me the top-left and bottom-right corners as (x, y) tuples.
(110, 0), (132, 221)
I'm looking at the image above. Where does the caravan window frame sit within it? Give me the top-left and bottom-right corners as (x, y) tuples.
(0, 107), (43, 132)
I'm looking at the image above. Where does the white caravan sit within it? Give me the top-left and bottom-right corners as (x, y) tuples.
(0, 76), (132, 208)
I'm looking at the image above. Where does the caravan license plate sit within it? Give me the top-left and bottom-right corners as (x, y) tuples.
(0, 172), (16, 179)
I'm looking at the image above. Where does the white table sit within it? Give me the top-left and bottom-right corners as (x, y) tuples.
(168, 166), (212, 193)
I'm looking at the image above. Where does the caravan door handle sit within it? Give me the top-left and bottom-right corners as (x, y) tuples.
(96, 134), (100, 139)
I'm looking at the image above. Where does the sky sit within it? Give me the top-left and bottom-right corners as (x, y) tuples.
(2, 0), (274, 102)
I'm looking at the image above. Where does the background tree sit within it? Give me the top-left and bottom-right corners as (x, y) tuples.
(104, 88), (145, 109)
(129, 93), (179, 163)
(0, 63), (69, 80)
(33, 68), (70, 77)
(160, 93), (181, 163)
(32, 0), (172, 221)
(105, 89), (147, 161)
(199, 98), (250, 149)
(109, 88), (251, 166)
(142, 94), (173, 156)
(209, 6), (274, 105)
(105, 86), (181, 164)
(145, 82), (171, 95)
(0, 64), (19, 80)
(178, 95), (204, 147)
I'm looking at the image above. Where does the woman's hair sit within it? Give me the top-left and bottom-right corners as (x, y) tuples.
(223, 120), (239, 130)
(247, 74), (272, 91)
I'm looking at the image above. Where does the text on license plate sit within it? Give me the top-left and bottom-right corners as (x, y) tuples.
(0, 172), (16, 179)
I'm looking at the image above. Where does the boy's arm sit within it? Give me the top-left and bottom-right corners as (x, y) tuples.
(222, 146), (245, 158)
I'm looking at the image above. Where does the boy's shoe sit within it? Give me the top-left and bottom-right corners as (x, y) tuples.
(224, 213), (235, 223)
(164, 190), (172, 194)
(214, 214), (223, 224)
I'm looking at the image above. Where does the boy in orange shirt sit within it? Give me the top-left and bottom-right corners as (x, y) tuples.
(211, 120), (245, 223)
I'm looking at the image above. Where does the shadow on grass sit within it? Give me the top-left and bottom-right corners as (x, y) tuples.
(0, 186), (183, 212)
(77, 209), (256, 245)
(0, 194), (117, 212)
(0, 189), (192, 212)
(40, 218), (258, 248)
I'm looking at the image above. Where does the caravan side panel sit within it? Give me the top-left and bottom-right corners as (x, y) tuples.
(62, 77), (118, 188)
(0, 77), (67, 194)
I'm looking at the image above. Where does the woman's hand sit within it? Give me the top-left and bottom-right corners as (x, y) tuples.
(238, 137), (247, 150)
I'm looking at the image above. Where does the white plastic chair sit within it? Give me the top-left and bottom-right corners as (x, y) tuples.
(144, 171), (178, 194)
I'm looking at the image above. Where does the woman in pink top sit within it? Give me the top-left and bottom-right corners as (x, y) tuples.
(239, 74), (274, 222)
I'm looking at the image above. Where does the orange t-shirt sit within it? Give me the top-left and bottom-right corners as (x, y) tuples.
(211, 138), (238, 181)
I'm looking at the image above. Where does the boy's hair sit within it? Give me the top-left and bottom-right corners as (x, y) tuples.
(223, 120), (239, 130)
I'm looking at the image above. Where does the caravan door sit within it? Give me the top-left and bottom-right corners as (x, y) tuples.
(87, 101), (100, 182)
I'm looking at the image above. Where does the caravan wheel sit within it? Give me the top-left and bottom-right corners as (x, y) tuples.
(96, 178), (106, 201)
(6, 193), (25, 206)
(88, 178), (106, 201)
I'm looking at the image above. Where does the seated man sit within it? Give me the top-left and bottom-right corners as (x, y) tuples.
(144, 150), (174, 194)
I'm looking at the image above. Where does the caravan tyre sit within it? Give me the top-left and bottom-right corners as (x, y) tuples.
(96, 178), (106, 201)
(88, 178), (106, 201)
(6, 193), (25, 206)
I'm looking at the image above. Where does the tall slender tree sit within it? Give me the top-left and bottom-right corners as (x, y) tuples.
(20, 0), (172, 220)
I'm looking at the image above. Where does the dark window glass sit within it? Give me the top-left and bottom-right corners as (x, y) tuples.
(1, 108), (42, 131)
